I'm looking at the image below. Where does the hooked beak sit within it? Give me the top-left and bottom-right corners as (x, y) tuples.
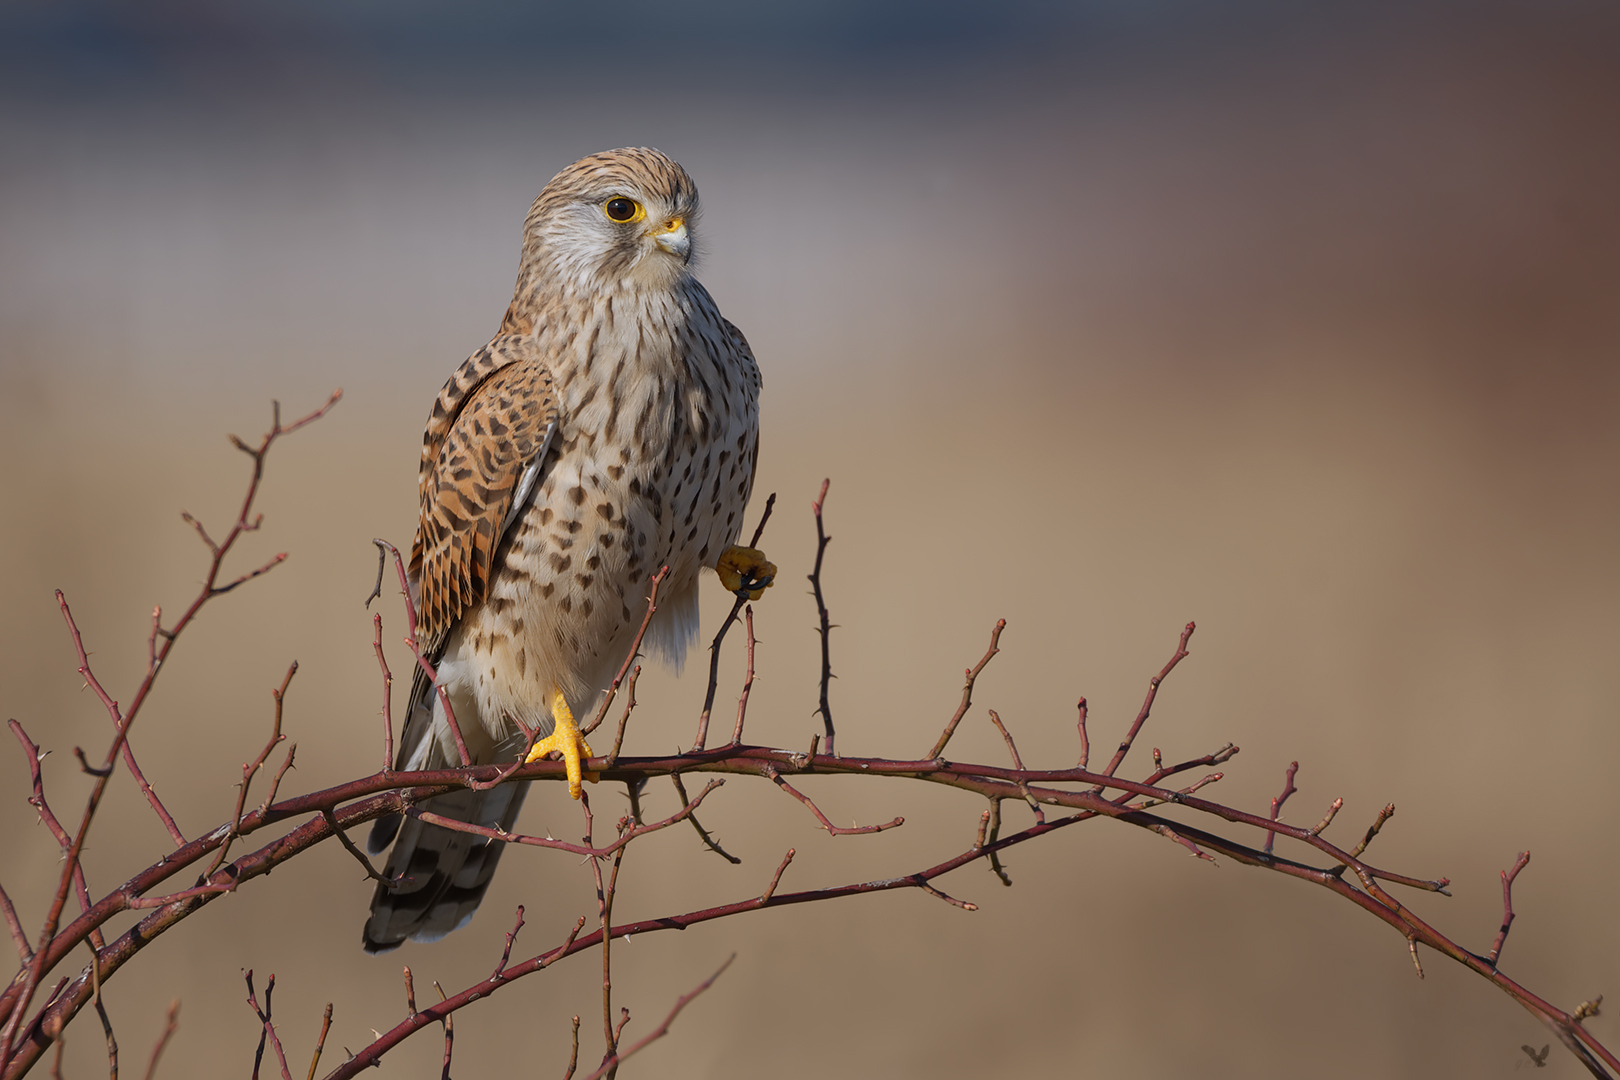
(651, 216), (690, 259)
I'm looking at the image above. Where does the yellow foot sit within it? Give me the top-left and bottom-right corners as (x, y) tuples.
(716, 545), (777, 600)
(523, 688), (599, 799)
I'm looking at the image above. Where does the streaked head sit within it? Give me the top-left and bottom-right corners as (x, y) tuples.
(520, 147), (700, 292)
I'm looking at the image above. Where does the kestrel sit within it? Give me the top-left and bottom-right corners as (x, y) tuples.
(363, 147), (774, 952)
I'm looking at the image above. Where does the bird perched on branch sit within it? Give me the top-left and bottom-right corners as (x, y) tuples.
(363, 147), (775, 952)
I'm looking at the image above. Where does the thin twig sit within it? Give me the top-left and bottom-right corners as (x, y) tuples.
(1489, 851), (1532, 967)
(1348, 803), (1396, 859)
(671, 773), (741, 864)
(141, 1000), (178, 1080)
(808, 480), (837, 756)
(372, 613), (394, 772)
(244, 971), (292, 1080)
(0, 884), (32, 965)
(205, 663), (298, 880)
(692, 496), (775, 751)
(303, 1003), (330, 1080)
(927, 620), (1006, 760)
(760, 850), (795, 903)
(1263, 761), (1299, 855)
(761, 765), (903, 836)
(728, 606), (757, 746)
(1093, 622), (1195, 784)
(563, 1015), (581, 1080)
(583, 569), (668, 738)
(603, 667), (643, 769)
(432, 981), (452, 1080)
(320, 811), (399, 886)
(1075, 697), (1090, 769)
(58, 594), (184, 844)
(577, 956), (735, 1080)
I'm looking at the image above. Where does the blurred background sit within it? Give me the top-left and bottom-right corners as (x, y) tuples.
(2, 1), (1619, 1076)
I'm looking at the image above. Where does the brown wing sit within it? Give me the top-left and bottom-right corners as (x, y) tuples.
(410, 333), (559, 652)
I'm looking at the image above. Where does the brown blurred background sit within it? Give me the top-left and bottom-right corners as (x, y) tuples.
(2, 2), (1619, 1076)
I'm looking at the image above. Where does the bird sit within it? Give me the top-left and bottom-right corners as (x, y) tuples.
(362, 147), (775, 953)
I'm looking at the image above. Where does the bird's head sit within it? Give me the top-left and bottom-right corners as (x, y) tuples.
(519, 147), (701, 295)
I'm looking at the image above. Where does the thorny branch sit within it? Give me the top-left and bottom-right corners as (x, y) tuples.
(808, 480), (836, 756)
(4, 424), (1615, 1080)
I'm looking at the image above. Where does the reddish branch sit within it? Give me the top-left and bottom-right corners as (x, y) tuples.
(57, 593), (185, 848)
(6, 447), (1616, 1079)
(576, 956), (734, 1080)
(0, 392), (340, 1072)
(692, 494), (775, 751)
(141, 1000), (179, 1080)
(1489, 851), (1531, 967)
(1264, 761), (1299, 855)
(245, 971), (292, 1080)
(927, 620), (1006, 760)
(1093, 621), (1194, 783)
(808, 480), (837, 756)
(761, 764), (904, 836)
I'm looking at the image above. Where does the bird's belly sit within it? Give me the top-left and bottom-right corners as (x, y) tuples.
(447, 454), (742, 738)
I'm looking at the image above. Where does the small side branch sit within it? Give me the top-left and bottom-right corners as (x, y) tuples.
(1094, 621), (1195, 783)
(808, 480), (837, 756)
(142, 999), (179, 1080)
(584, 568), (669, 739)
(244, 971), (292, 1080)
(927, 620), (1006, 760)
(728, 606), (758, 746)
(205, 663), (299, 880)
(1263, 761), (1299, 855)
(672, 773), (741, 864)
(761, 765), (903, 836)
(1488, 851), (1531, 968)
(693, 496), (774, 751)
(576, 956), (734, 1080)
(1348, 803), (1396, 859)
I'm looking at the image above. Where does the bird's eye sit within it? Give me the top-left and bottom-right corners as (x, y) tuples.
(603, 197), (644, 223)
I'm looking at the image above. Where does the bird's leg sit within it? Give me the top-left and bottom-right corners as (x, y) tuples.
(715, 546), (777, 600)
(523, 688), (599, 799)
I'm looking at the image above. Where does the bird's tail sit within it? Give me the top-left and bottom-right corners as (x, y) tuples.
(361, 778), (528, 953)
(362, 662), (540, 953)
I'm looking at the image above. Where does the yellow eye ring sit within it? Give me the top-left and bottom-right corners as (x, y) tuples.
(603, 197), (645, 224)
